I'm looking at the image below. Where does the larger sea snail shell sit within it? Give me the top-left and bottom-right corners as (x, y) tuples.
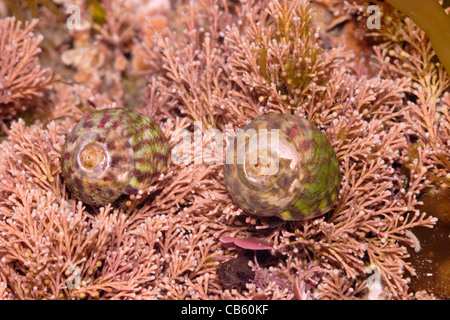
(224, 113), (340, 221)
(61, 107), (170, 206)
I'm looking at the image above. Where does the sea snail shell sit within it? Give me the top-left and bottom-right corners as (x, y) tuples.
(224, 113), (340, 221)
(61, 107), (170, 206)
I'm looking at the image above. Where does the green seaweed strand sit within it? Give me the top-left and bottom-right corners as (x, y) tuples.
(386, 0), (450, 74)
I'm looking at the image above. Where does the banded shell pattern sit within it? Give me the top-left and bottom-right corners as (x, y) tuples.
(61, 107), (170, 206)
(224, 113), (340, 221)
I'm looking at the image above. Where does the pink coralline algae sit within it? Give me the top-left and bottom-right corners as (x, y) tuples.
(0, 0), (449, 300)
(0, 17), (52, 120)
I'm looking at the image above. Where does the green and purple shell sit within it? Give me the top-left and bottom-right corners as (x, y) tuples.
(61, 107), (170, 206)
(224, 113), (340, 221)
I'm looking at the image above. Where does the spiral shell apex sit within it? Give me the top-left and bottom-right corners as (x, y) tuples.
(61, 108), (170, 206)
(224, 113), (340, 221)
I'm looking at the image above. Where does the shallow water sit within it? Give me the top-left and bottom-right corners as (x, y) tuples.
(409, 190), (450, 299)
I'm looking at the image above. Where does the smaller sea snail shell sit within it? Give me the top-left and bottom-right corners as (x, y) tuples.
(61, 107), (170, 206)
(224, 113), (340, 221)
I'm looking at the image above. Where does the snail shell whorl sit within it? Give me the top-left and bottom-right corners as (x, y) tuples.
(61, 108), (170, 206)
(224, 113), (340, 221)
